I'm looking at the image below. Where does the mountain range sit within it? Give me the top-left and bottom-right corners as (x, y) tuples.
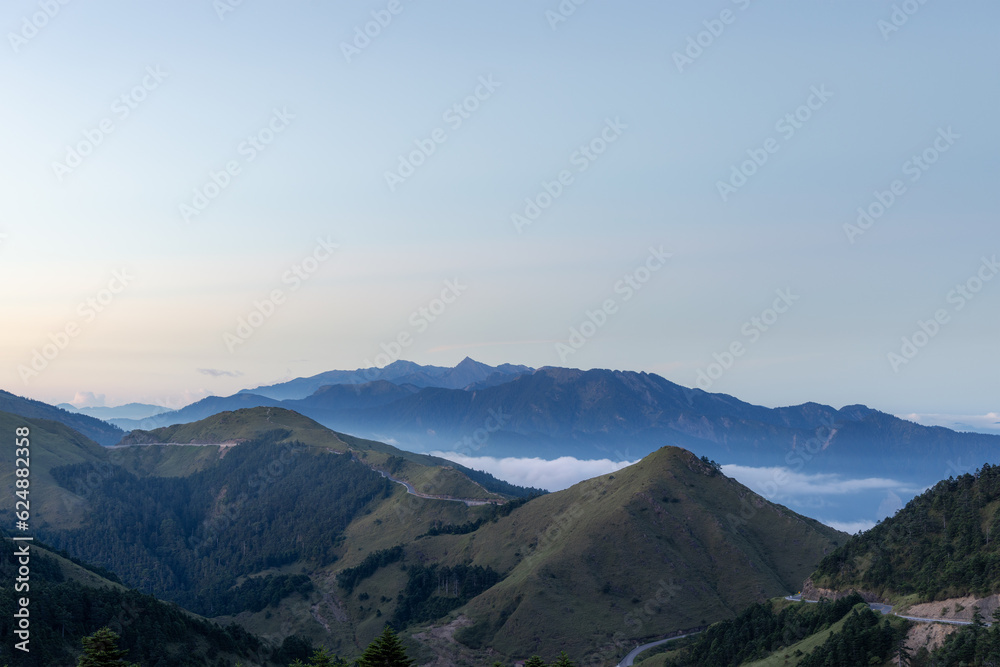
(99, 360), (1000, 487)
(0, 404), (844, 664)
(4, 360), (1000, 665)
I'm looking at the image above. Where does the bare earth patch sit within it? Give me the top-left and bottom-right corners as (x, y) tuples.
(412, 615), (497, 667)
(905, 622), (961, 655)
(904, 594), (1000, 622)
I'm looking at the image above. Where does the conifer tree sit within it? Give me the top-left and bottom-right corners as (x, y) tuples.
(357, 626), (415, 667)
(524, 656), (546, 667)
(552, 651), (575, 667)
(76, 627), (139, 667)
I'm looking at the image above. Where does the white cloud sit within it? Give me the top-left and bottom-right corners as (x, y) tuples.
(823, 520), (875, 534)
(427, 452), (639, 492)
(71, 391), (106, 408)
(898, 412), (1000, 435)
(197, 368), (244, 378)
(720, 464), (921, 499)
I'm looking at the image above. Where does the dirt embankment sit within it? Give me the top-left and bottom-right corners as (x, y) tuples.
(801, 578), (882, 603)
(902, 594), (1000, 622)
(905, 622), (961, 655)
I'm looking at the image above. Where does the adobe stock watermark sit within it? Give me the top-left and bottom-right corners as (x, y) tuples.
(452, 408), (510, 457)
(8, 0), (73, 53)
(340, 0), (414, 63)
(511, 117), (627, 234)
(695, 288), (799, 390)
(357, 278), (468, 373)
(179, 107), (294, 223)
(843, 126), (959, 244)
(672, 0), (755, 73)
(51, 66), (168, 182)
(213, 0), (247, 21)
(717, 85), (833, 203)
(887, 254), (998, 373)
(555, 245), (671, 363)
(545, 0), (587, 31)
(18, 269), (134, 383)
(384, 75), (501, 192)
(878, 0), (933, 40)
(223, 236), (338, 352)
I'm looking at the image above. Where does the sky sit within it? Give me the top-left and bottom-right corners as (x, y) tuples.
(2, 0), (998, 422)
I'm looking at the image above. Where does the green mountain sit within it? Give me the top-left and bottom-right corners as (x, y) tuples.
(813, 463), (1000, 601)
(19, 406), (846, 664)
(0, 410), (107, 531)
(652, 463), (1000, 667)
(421, 447), (845, 661)
(0, 534), (284, 667)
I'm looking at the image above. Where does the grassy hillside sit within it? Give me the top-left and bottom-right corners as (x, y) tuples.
(437, 447), (845, 661)
(0, 410), (107, 530)
(117, 408), (502, 500)
(320, 446), (842, 663)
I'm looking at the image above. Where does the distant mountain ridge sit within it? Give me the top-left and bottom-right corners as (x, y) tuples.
(57, 401), (172, 421)
(101, 362), (1000, 485)
(238, 357), (533, 400)
(0, 389), (123, 446)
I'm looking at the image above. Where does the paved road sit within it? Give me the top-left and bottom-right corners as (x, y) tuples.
(896, 614), (975, 626)
(376, 470), (496, 506)
(787, 596), (985, 626)
(616, 633), (699, 667)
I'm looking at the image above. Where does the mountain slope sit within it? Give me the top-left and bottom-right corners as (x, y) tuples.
(28, 405), (844, 663)
(0, 410), (107, 530)
(109, 392), (287, 431)
(0, 390), (124, 446)
(0, 534), (281, 667)
(811, 462), (1000, 601)
(326, 445), (846, 662)
(433, 447), (846, 660)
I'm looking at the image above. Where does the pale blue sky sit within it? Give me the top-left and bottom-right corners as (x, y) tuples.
(2, 1), (997, 416)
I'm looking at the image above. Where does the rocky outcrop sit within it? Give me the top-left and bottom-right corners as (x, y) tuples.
(801, 577), (882, 603)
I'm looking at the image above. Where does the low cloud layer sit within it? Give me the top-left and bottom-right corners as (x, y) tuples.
(899, 412), (1000, 435)
(824, 520), (876, 535)
(429, 454), (918, 534)
(720, 465), (921, 498)
(428, 451), (639, 492)
(721, 464), (925, 536)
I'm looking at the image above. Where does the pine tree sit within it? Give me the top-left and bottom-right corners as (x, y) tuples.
(524, 657), (546, 667)
(552, 651), (575, 667)
(77, 627), (139, 667)
(357, 626), (415, 667)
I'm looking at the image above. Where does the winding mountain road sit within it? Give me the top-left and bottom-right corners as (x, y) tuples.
(615, 632), (700, 667)
(786, 595), (982, 627)
(375, 470), (497, 506)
